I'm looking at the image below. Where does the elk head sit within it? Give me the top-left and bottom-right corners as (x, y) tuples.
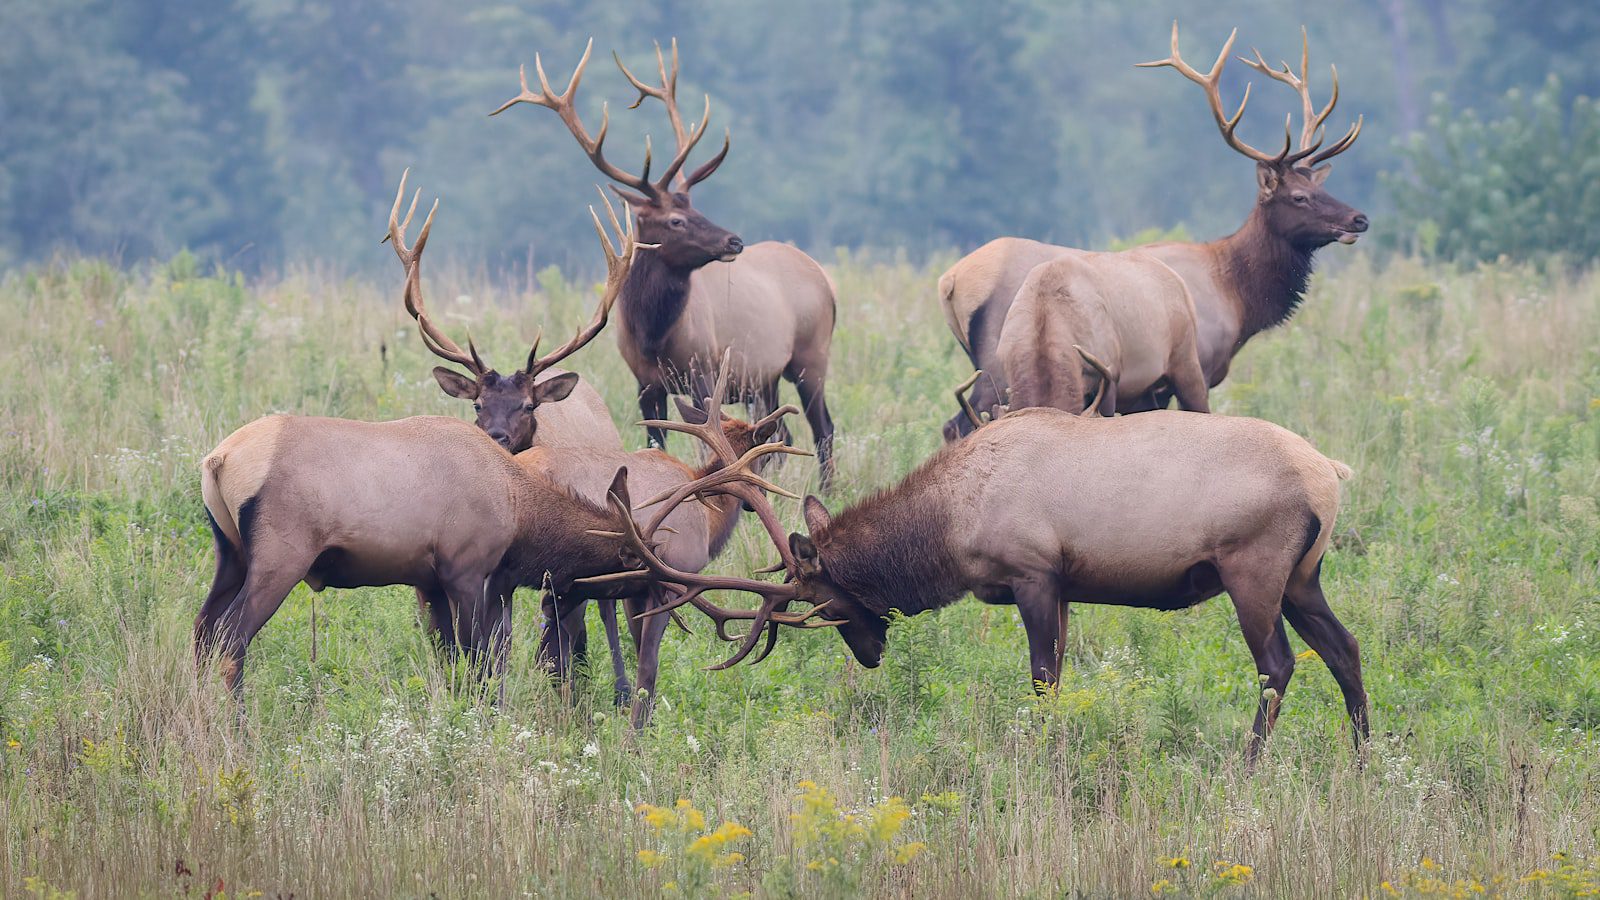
(386, 170), (636, 453)
(1139, 23), (1369, 250)
(490, 39), (743, 272)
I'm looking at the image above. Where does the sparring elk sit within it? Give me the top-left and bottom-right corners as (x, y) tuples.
(940, 24), (1367, 439)
(597, 404), (1368, 758)
(387, 170), (622, 455)
(994, 249), (1209, 420)
(524, 360), (806, 724)
(491, 40), (839, 489)
(194, 203), (647, 695)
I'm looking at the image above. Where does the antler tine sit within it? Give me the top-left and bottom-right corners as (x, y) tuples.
(707, 347), (734, 414)
(954, 370), (988, 431)
(752, 403), (802, 434)
(492, 39), (659, 199)
(385, 170), (485, 378)
(1308, 115), (1362, 166)
(1138, 22), (1286, 165)
(1235, 26), (1359, 167)
(525, 189), (638, 379)
(613, 38), (719, 194)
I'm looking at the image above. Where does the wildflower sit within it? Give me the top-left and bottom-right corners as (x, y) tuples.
(1213, 861), (1253, 885)
(1151, 878), (1177, 895)
(5, 740), (18, 751)
(1421, 857), (1439, 871)
(1296, 648), (1320, 662)
(686, 734), (701, 754)
(637, 849), (667, 869)
(893, 842), (926, 865)
(1380, 881), (1398, 895)
(1163, 856), (1192, 870)
(582, 742), (599, 758)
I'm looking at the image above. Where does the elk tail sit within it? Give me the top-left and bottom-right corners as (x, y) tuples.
(201, 453), (244, 551)
(1329, 458), (1354, 481)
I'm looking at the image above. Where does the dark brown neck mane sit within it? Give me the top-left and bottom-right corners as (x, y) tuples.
(817, 463), (966, 618)
(509, 481), (630, 593)
(623, 249), (696, 356)
(1213, 207), (1318, 340)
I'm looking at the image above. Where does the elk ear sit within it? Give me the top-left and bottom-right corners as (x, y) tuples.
(606, 466), (631, 511)
(789, 532), (823, 577)
(608, 185), (652, 209)
(1308, 164), (1333, 186)
(673, 396), (712, 425)
(1255, 162), (1282, 198)
(753, 418), (780, 444)
(802, 495), (832, 535)
(532, 371), (580, 405)
(433, 367), (479, 400)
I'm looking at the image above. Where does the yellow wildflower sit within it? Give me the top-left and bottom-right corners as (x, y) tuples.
(1296, 648), (1321, 662)
(5, 739), (18, 751)
(893, 842), (927, 865)
(637, 849), (667, 869)
(1421, 857), (1439, 871)
(1163, 856), (1192, 870)
(1151, 879), (1176, 895)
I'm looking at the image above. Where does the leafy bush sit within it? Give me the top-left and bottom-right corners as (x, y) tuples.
(1388, 76), (1600, 263)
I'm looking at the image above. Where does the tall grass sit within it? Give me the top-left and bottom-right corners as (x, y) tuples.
(1, 249), (1597, 897)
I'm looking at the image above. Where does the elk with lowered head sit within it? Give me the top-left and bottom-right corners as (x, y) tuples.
(491, 40), (839, 489)
(194, 203), (648, 695)
(600, 404), (1366, 758)
(941, 24), (1368, 439)
(524, 355), (808, 724)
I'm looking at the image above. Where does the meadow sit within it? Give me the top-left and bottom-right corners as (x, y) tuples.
(1, 248), (1598, 898)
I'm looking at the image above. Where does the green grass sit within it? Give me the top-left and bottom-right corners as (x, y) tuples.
(1, 249), (1598, 898)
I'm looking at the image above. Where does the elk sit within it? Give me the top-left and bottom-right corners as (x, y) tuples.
(940, 24), (1367, 439)
(491, 40), (839, 489)
(386, 170), (622, 455)
(523, 362), (806, 724)
(993, 249), (1209, 419)
(597, 404), (1367, 758)
(194, 201), (646, 695)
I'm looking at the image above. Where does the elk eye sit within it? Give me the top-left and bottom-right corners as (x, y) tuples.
(668, 216), (686, 229)
(472, 403), (483, 412)
(523, 403), (537, 413)
(1292, 193), (1309, 205)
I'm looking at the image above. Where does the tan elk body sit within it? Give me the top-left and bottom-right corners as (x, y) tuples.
(493, 41), (839, 486)
(995, 249), (1208, 417)
(605, 406), (1367, 757)
(940, 24), (1368, 438)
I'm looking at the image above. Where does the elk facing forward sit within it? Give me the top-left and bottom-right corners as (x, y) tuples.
(603, 406), (1366, 758)
(492, 40), (839, 488)
(941, 24), (1367, 438)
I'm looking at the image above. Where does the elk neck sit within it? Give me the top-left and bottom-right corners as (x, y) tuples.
(1212, 207), (1318, 340)
(622, 248), (696, 356)
(815, 469), (967, 619)
(693, 458), (747, 560)
(507, 478), (631, 592)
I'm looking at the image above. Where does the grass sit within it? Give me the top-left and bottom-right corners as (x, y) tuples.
(0, 247), (1598, 898)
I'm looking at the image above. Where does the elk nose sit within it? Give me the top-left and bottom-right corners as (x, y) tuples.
(488, 430), (512, 448)
(724, 235), (744, 255)
(1350, 213), (1369, 233)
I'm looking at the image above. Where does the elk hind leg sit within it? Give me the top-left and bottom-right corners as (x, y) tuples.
(1012, 577), (1068, 692)
(629, 588), (673, 728)
(194, 517), (248, 668)
(212, 553), (314, 697)
(598, 599), (633, 706)
(1282, 560), (1369, 746)
(1219, 561), (1295, 762)
(1167, 352), (1211, 414)
(639, 381), (669, 450)
(788, 364), (836, 492)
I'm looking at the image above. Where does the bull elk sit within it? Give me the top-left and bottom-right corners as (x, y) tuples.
(491, 39), (839, 489)
(597, 404), (1368, 758)
(194, 205), (647, 695)
(386, 170), (622, 455)
(940, 23), (1367, 439)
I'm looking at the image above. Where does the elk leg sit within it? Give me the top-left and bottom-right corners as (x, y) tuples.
(1167, 355), (1211, 414)
(640, 381), (669, 450)
(193, 533), (247, 668)
(790, 366), (836, 492)
(754, 380), (792, 447)
(1282, 566), (1370, 746)
(1221, 565), (1296, 762)
(415, 585), (459, 658)
(598, 599), (633, 706)
(213, 557), (313, 696)
(1012, 578), (1067, 691)
(629, 588), (673, 728)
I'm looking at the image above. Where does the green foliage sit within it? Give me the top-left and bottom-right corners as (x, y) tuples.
(1388, 75), (1600, 263)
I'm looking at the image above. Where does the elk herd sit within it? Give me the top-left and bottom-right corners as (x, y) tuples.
(194, 24), (1370, 755)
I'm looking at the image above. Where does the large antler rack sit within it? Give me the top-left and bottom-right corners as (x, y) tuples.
(1137, 22), (1361, 169)
(386, 169), (486, 379)
(524, 187), (642, 379)
(492, 38), (727, 201)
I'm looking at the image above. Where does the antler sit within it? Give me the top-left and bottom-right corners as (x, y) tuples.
(1139, 22), (1361, 169)
(1236, 27), (1363, 167)
(525, 189), (639, 379)
(489, 39), (660, 199)
(386, 169), (487, 379)
(953, 370), (988, 431)
(578, 474), (841, 671)
(613, 39), (731, 193)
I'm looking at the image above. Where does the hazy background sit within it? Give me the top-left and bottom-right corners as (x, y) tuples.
(2, 0), (1596, 272)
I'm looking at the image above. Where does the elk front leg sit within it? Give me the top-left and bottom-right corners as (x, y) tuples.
(415, 584), (460, 659)
(1012, 577), (1068, 691)
(789, 364), (836, 492)
(1220, 563), (1296, 762)
(598, 599), (633, 706)
(1167, 353), (1211, 414)
(629, 588), (673, 728)
(639, 381), (669, 450)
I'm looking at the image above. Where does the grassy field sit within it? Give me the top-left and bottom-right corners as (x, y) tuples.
(1, 248), (1598, 898)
